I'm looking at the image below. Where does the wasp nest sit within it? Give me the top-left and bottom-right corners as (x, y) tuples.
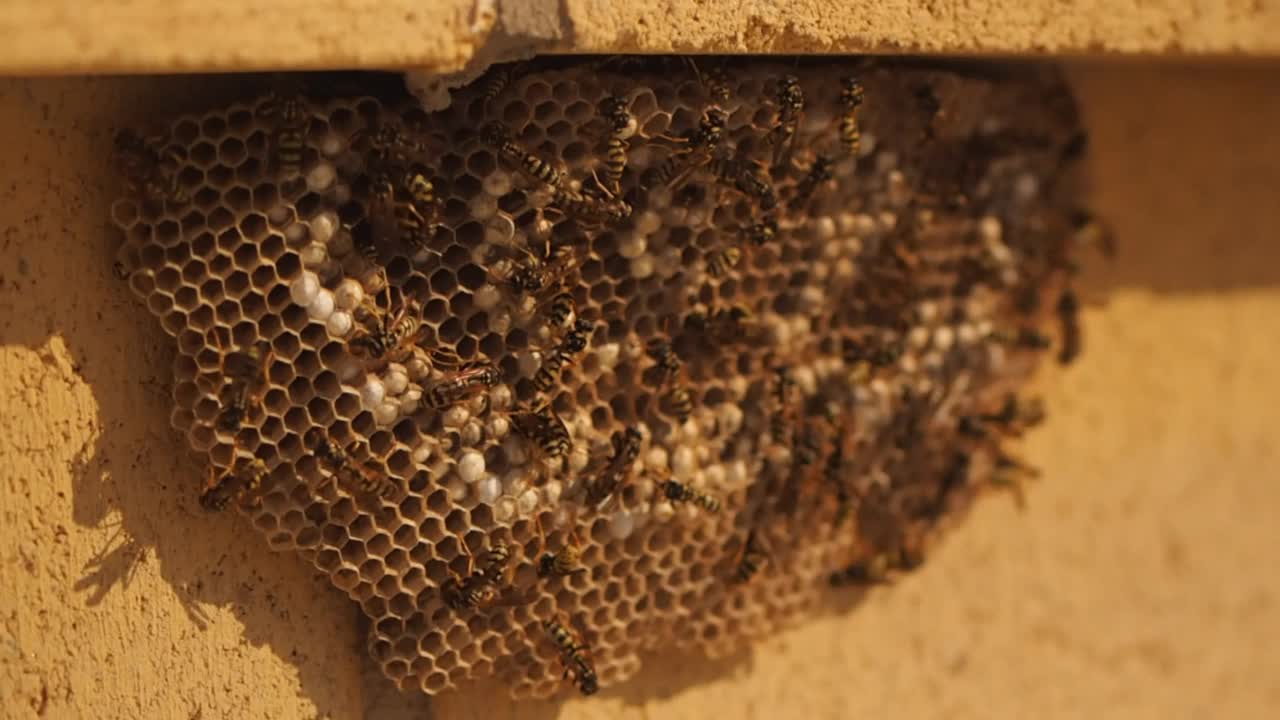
(109, 58), (1098, 699)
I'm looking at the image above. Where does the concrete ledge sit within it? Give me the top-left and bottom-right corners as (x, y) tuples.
(3, 0), (1279, 75)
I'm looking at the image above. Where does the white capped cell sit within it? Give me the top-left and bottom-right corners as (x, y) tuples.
(333, 278), (364, 310)
(487, 414), (510, 440)
(635, 210), (663, 235)
(319, 133), (346, 158)
(630, 254), (655, 279)
(458, 451), (486, 483)
(475, 474), (502, 504)
(717, 404), (743, 436)
(383, 365), (409, 395)
(360, 377), (386, 407)
(404, 355), (430, 382)
(328, 228), (354, 258)
(517, 489), (539, 517)
(469, 193), (498, 221)
(399, 387), (423, 415)
(671, 446), (695, 479)
(608, 510), (635, 540)
(482, 170), (513, 197)
(618, 232), (647, 259)
(494, 498), (516, 523)
(326, 309), (353, 337)
(411, 440), (433, 465)
(306, 289), (335, 321)
(373, 400), (399, 426)
(289, 271), (320, 306)
(300, 241), (328, 269)
(306, 162), (337, 193)
(270, 205), (296, 230)
(473, 284), (502, 310)
(310, 212), (338, 245)
(442, 406), (470, 429)
(933, 326), (956, 352)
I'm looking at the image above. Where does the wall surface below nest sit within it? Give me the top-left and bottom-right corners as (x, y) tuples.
(2, 1), (1280, 74)
(3, 62), (1280, 719)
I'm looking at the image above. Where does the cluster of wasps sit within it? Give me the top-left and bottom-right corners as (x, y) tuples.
(113, 59), (1098, 699)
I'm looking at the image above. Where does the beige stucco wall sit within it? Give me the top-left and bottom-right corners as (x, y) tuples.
(2, 1), (1280, 75)
(3, 61), (1279, 718)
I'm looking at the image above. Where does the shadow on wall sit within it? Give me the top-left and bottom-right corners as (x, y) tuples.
(0, 75), (363, 717)
(3, 59), (1279, 720)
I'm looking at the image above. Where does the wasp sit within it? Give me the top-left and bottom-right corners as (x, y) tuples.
(766, 74), (805, 168)
(534, 516), (587, 580)
(978, 393), (1047, 437)
(597, 95), (632, 196)
(731, 530), (769, 584)
(113, 128), (188, 205)
(313, 434), (397, 499)
(660, 386), (694, 425)
(549, 186), (632, 225)
(499, 243), (577, 302)
(1070, 208), (1117, 260)
(770, 366), (797, 445)
(684, 58), (732, 106)
(684, 304), (759, 347)
(424, 362), (503, 410)
(989, 452), (1041, 510)
(995, 326), (1054, 351)
(708, 155), (777, 211)
(583, 427), (643, 508)
(532, 319), (593, 395)
(512, 403), (572, 462)
(794, 420), (824, 467)
(931, 450), (971, 518)
(209, 332), (274, 433)
(426, 347), (467, 372)
(778, 419), (825, 514)
(544, 615), (599, 696)
(258, 94), (309, 179)
(827, 442), (857, 530)
(705, 244), (742, 278)
(199, 457), (269, 512)
(370, 165), (442, 253)
(658, 478), (721, 513)
(649, 108), (728, 189)
(830, 546), (924, 587)
(546, 291), (576, 329)
(843, 335), (903, 383)
(837, 76), (865, 158)
(481, 121), (563, 188)
(744, 216), (778, 247)
(914, 84), (944, 142)
(1056, 288), (1081, 365)
(349, 285), (425, 370)
(790, 155), (833, 210)
(441, 537), (513, 611)
(477, 539), (515, 586)
(479, 65), (515, 110)
(702, 66), (733, 106)
(361, 123), (431, 170)
(645, 339), (681, 387)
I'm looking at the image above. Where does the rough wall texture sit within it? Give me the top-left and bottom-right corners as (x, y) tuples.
(3, 61), (1280, 719)
(3, 1), (1280, 75)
